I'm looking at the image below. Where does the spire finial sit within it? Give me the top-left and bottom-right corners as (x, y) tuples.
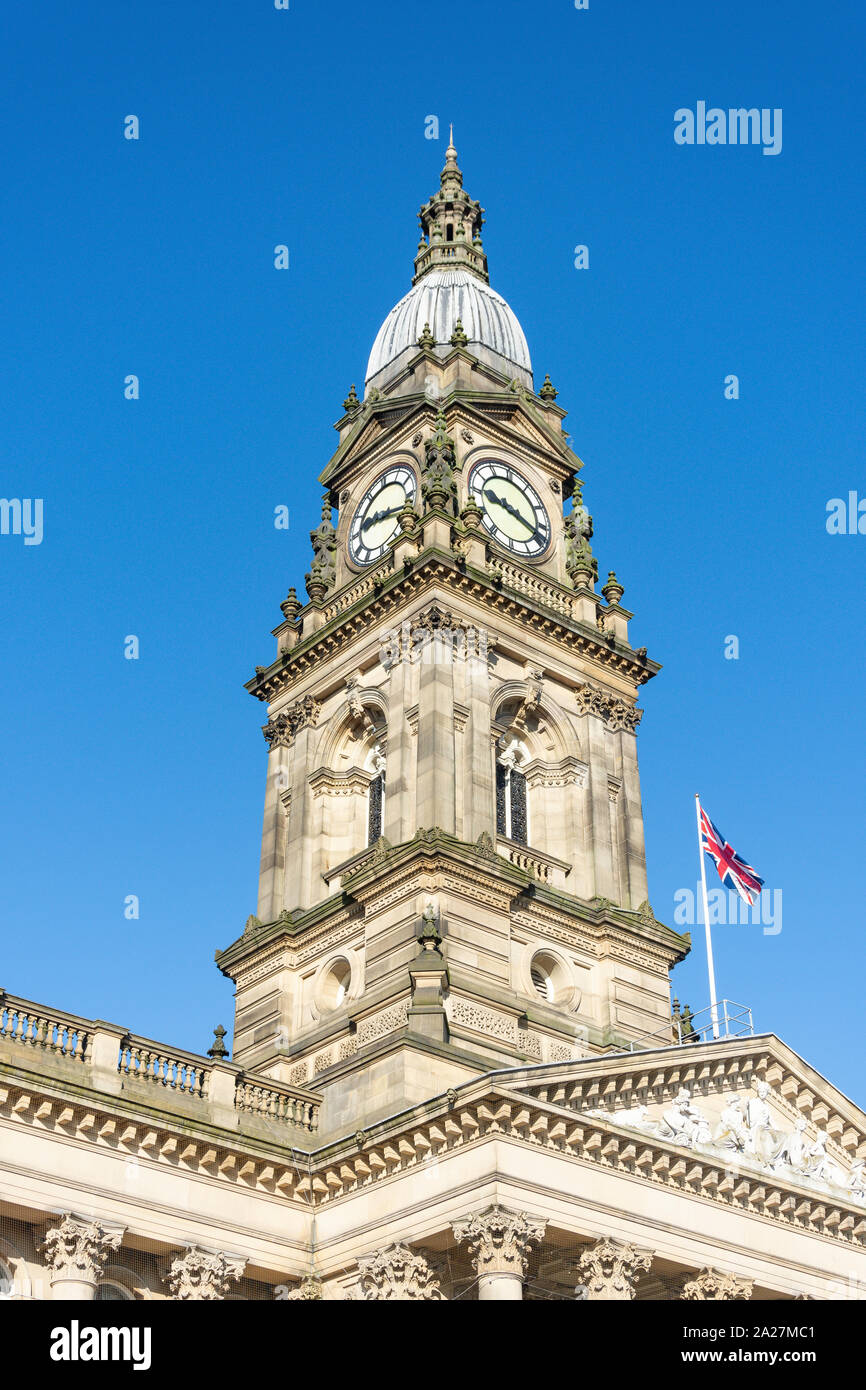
(444, 124), (458, 170)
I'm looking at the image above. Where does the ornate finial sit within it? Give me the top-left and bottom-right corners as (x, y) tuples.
(418, 904), (443, 954)
(343, 383), (360, 413)
(539, 374), (558, 402)
(305, 495), (337, 603)
(602, 571), (625, 605)
(414, 137), (487, 285)
(279, 586), (302, 622)
(564, 505), (597, 586)
(450, 318), (469, 347)
(417, 321), (436, 350)
(243, 914), (261, 935)
(207, 1024), (229, 1060)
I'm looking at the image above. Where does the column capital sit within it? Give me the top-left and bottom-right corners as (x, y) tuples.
(680, 1268), (754, 1301)
(42, 1214), (125, 1292)
(452, 1206), (546, 1280)
(355, 1243), (444, 1301)
(163, 1245), (245, 1300)
(575, 1236), (653, 1301)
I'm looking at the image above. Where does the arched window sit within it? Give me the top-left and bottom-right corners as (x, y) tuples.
(96, 1280), (134, 1300)
(0, 1259), (13, 1300)
(367, 746), (386, 845)
(496, 739), (528, 845)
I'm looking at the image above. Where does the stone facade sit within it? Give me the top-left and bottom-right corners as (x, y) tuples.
(1, 143), (863, 1302)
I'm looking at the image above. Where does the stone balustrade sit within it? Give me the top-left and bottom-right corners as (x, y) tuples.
(0, 995), (89, 1063)
(491, 559), (575, 618)
(118, 1037), (210, 1098)
(497, 837), (571, 889)
(0, 989), (319, 1134)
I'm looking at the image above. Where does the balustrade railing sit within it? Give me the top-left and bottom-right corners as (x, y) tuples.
(118, 1037), (210, 1098)
(0, 997), (89, 1062)
(0, 990), (318, 1131)
(492, 560), (575, 618)
(235, 1079), (318, 1131)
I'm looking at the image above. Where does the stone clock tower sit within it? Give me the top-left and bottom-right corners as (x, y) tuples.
(216, 137), (689, 1135)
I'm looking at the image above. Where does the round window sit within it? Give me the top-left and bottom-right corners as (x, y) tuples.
(320, 958), (351, 1011)
(529, 951), (568, 1005)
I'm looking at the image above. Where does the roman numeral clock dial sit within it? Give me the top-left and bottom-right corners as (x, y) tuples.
(348, 466), (417, 565)
(468, 461), (551, 557)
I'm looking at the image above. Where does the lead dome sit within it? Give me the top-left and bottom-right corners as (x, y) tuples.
(364, 131), (533, 391)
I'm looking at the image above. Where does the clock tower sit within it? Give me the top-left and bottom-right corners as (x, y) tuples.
(216, 136), (689, 1136)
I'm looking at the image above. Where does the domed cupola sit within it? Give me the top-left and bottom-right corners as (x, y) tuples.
(365, 132), (532, 391)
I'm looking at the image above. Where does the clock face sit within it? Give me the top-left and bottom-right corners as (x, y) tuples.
(348, 465), (417, 565)
(468, 460), (551, 557)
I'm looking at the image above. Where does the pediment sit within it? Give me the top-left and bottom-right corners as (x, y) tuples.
(504, 1034), (866, 1211)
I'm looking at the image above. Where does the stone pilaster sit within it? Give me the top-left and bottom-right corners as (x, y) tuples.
(575, 1236), (652, 1301)
(42, 1214), (125, 1301)
(355, 1244), (444, 1300)
(680, 1268), (754, 1301)
(163, 1245), (245, 1300)
(452, 1206), (546, 1301)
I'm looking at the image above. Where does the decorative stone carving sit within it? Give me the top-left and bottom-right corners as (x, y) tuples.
(580, 1079), (866, 1206)
(356, 1243), (444, 1300)
(743, 1080), (776, 1159)
(680, 1268), (754, 1301)
(574, 683), (642, 733)
(449, 997), (517, 1044)
(451, 1207), (546, 1280)
(285, 1277), (323, 1300)
(575, 1237), (652, 1301)
(262, 695), (321, 750)
(660, 1088), (712, 1147)
(305, 497), (337, 602)
(421, 411), (457, 512)
(42, 1215), (124, 1289)
(564, 487), (596, 584)
(163, 1245), (245, 1300)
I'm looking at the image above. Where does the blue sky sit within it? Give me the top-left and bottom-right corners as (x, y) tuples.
(2, 1), (863, 1101)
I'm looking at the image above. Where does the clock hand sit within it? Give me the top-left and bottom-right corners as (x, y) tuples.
(362, 503), (403, 532)
(484, 488), (536, 533)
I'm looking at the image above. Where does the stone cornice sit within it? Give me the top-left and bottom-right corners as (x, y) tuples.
(4, 1034), (865, 1250)
(246, 552), (656, 705)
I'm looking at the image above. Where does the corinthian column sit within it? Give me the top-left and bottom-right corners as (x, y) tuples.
(575, 1237), (652, 1301)
(680, 1268), (754, 1301)
(163, 1245), (245, 1300)
(452, 1207), (546, 1301)
(42, 1214), (125, 1301)
(355, 1243), (444, 1300)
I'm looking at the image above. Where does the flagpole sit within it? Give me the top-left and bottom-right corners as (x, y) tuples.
(695, 794), (720, 1039)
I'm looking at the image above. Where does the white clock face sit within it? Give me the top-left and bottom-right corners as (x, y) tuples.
(348, 465), (417, 565)
(468, 461), (551, 557)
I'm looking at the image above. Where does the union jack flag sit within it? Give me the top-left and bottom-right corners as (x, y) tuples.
(699, 805), (764, 906)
